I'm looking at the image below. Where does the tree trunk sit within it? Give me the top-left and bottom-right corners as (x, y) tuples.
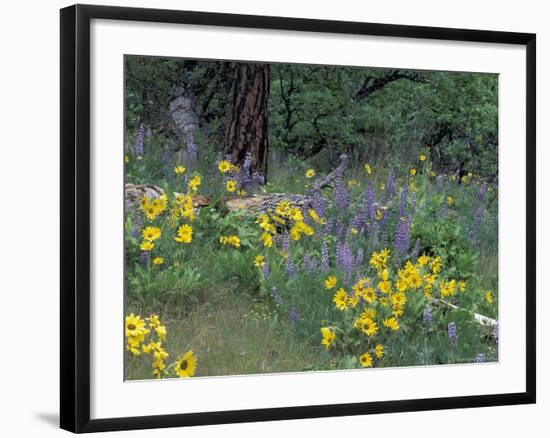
(225, 63), (270, 178)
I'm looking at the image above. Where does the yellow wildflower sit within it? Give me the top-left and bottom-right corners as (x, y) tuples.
(320, 327), (336, 350)
(174, 224), (193, 243)
(324, 276), (337, 290)
(175, 350), (197, 378)
(360, 352), (373, 368)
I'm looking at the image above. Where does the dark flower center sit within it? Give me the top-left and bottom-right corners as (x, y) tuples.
(127, 324), (136, 331)
(180, 360), (188, 370)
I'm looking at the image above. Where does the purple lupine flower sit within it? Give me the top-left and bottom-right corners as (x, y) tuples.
(262, 262), (270, 279)
(350, 212), (363, 233)
(311, 190), (325, 217)
(364, 182), (376, 223)
(270, 287), (282, 306)
(448, 322), (458, 346)
(131, 213), (143, 239)
(478, 183), (487, 201)
(334, 182), (349, 210)
(411, 238), (421, 259)
(369, 222), (380, 249)
(336, 242), (354, 283)
(288, 306), (299, 324)
(399, 186), (408, 217)
(186, 132), (198, 160)
(423, 305), (433, 326)
(394, 216), (412, 258)
(320, 241), (329, 273)
(324, 218), (334, 235)
(335, 219), (345, 240)
(286, 258), (297, 277)
(134, 124), (145, 156)
(333, 164), (349, 210)
(139, 250), (149, 267)
(355, 248), (364, 268)
(385, 172), (396, 200)
(475, 353), (486, 363)
(309, 257), (318, 274)
(492, 321), (499, 344)
(303, 253), (311, 272)
(281, 232), (290, 253)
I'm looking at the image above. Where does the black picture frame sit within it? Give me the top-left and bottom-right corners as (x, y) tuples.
(60, 4), (536, 433)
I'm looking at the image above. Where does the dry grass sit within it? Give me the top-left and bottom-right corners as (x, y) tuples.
(126, 289), (323, 380)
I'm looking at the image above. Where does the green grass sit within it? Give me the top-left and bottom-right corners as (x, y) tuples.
(126, 288), (324, 380)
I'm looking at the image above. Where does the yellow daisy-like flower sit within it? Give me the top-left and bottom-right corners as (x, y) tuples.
(305, 169), (316, 178)
(390, 292), (407, 307)
(383, 317), (400, 331)
(359, 352), (373, 368)
(324, 276), (337, 290)
(144, 205), (159, 221)
(360, 308), (377, 320)
(174, 224), (193, 243)
(419, 154), (427, 161)
(142, 341), (169, 362)
(237, 189), (247, 196)
(410, 168), (417, 176)
(143, 226), (161, 242)
(364, 163), (372, 175)
(458, 281), (466, 292)
(417, 254), (431, 266)
(358, 317), (378, 336)
(218, 160), (232, 173)
(226, 180), (237, 192)
(332, 288), (348, 311)
(350, 227), (358, 235)
(152, 257), (164, 265)
(146, 315), (167, 341)
(174, 165), (186, 175)
(369, 249), (390, 271)
(485, 290), (493, 304)
(125, 314), (148, 338)
(124, 155), (129, 164)
(253, 255), (265, 268)
(374, 344), (385, 359)
(430, 256), (442, 274)
(188, 175), (202, 192)
(447, 196), (454, 206)
(320, 327), (336, 350)
(308, 209), (326, 225)
(175, 350), (197, 378)
(260, 232), (273, 247)
(126, 338), (142, 356)
(219, 235), (241, 248)
(140, 240), (154, 251)
(363, 287), (377, 304)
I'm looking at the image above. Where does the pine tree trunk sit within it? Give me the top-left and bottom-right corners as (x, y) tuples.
(225, 63), (270, 178)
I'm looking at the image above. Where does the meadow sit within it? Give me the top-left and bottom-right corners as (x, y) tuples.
(124, 59), (498, 380)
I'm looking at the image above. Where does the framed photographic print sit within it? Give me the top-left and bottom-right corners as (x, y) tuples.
(60, 4), (536, 433)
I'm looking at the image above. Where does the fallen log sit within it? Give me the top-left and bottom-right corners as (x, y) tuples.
(125, 154), (349, 213)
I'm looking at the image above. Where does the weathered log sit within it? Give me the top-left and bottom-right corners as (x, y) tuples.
(125, 183), (312, 214)
(311, 154), (348, 191)
(125, 154), (348, 213)
(430, 297), (497, 340)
